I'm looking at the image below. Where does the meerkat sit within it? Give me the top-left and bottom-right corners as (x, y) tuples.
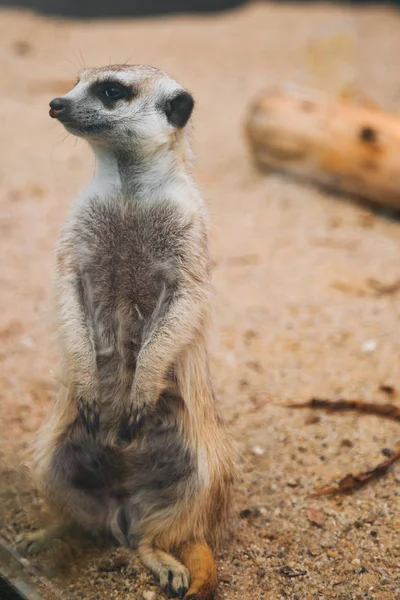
(17, 65), (236, 599)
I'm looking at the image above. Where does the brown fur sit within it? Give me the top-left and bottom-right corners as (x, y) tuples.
(180, 543), (218, 600)
(18, 65), (236, 600)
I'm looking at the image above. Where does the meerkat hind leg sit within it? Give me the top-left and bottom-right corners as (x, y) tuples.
(16, 523), (70, 557)
(139, 541), (190, 599)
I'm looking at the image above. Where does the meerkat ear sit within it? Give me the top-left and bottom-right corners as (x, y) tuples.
(164, 90), (194, 128)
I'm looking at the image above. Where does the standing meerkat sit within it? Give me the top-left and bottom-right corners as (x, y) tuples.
(17, 64), (236, 600)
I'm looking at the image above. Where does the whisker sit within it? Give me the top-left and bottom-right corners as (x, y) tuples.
(77, 44), (86, 71)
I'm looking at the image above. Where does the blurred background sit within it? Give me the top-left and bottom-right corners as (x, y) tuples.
(2, 0), (400, 17)
(1, 1), (400, 599)
(0, 0), (245, 17)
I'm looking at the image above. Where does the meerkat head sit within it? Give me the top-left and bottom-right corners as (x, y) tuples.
(49, 65), (194, 155)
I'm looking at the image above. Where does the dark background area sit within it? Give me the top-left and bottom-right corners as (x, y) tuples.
(1, 0), (244, 17)
(0, 0), (399, 19)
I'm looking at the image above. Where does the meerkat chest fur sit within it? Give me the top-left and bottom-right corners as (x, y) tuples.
(64, 192), (201, 394)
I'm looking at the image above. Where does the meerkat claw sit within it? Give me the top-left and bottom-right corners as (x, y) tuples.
(77, 396), (100, 436)
(159, 565), (190, 598)
(16, 530), (52, 557)
(127, 404), (148, 440)
(16, 534), (40, 557)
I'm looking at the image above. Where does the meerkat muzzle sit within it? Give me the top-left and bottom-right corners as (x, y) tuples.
(49, 97), (67, 119)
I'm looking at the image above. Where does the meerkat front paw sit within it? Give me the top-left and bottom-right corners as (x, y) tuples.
(77, 394), (100, 436)
(127, 380), (157, 439)
(127, 400), (150, 440)
(159, 565), (190, 599)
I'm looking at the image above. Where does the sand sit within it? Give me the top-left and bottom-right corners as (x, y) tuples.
(1, 2), (400, 599)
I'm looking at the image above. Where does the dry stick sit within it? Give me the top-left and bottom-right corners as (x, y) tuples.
(287, 398), (400, 495)
(288, 397), (400, 421)
(246, 84), (400, 211)
(309, 441), (400, 497)
(367, 278), (400, 295)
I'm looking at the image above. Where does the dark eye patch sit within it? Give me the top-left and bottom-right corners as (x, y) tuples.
(90, 80), (134, 107)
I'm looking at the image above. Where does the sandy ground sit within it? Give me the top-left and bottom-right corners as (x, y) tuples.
(1, 2), (400, 599)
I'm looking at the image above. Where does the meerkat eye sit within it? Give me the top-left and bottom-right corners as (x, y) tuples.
(91, 81), (132, 104)
(103, 85), (127, 99)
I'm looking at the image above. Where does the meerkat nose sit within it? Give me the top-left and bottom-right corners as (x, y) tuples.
(49, 97), (67, 119)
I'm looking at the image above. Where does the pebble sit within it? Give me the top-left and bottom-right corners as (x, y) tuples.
(287, 479), (299, 488)
(340, 438), (354, 448)
(320, 534), (335, 548)
(354, 518), (364, 529)
(251, 446), (264, 456)
(113, 554), (130, 569)
(307, 544), (321, 557)
(256, 567), (266, 578)
(98, 554), (129, 572)
(361, 339), (377, 353)
(142, 592), (156, 600)
(252, 506), (269, 518)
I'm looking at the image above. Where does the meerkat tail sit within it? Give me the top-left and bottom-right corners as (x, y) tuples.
(179, 542), (217, 600)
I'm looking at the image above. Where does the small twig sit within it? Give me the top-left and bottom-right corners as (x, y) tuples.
(287, 397), (400, 421)
(332, 580), (348, 587)
(367, 278), (400, 296)
(278, 566), (307, 577)
(288, 398), (400, 496)
(309, 441), (400, 496)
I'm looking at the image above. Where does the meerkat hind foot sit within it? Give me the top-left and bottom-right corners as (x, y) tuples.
(16, 525), (67, 557)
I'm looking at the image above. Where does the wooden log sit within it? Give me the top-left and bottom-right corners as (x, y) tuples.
(245, 84), (400, 210)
